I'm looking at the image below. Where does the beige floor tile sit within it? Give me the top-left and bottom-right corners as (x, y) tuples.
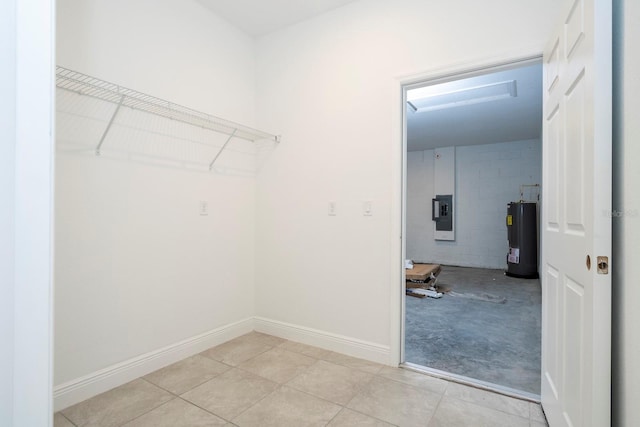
(200, 335), (273, 366)
(143, 354), (230, 395)
(56, 331), (537, 427)
(530, 402), (547, 423)
(287, 360), (373, 405)
(243, 332), (286, 347)
(347, 376), (441, 427)
(122, 398), (227, 427)
(61, 379), (173, 427)
(377, 366), (448, 395)
(323, 351), (384, 374)
(429, 396), (529, 427)
(277, 340), (332, 359)
(54, 412), (75, 427)
(232, 386), (341, 427)
(444, 382), (530, 418)
(327, 408), (395, 426)
(238, 348), (316, 383)
(181, 368), (278, 420)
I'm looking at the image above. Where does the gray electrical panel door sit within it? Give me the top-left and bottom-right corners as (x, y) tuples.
(432, 194), (453, 231)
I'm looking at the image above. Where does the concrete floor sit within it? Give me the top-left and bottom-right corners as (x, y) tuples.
(405, 265), (542, 395)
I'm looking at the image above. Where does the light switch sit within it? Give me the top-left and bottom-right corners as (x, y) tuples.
(328, 201), (337, 216)
(363, 201), (373, 216)
(199, 201), (208, 216)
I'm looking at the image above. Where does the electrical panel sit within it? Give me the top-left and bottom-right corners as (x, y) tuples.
(432, 194), (453, 232)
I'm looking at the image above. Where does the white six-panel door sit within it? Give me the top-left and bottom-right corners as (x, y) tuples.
(541, 0), (611, 426)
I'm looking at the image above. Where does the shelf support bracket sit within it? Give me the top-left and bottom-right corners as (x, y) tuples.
(209, 129), (238, 170)
(96, 94), (125, 156)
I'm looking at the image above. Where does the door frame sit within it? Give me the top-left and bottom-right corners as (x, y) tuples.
(389, 50), (544, 390)
(6, 0), (56, 425)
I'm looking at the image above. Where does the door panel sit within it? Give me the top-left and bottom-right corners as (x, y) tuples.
(564, 71), (586, 231)
(541, 0), (611, 426)
(566, 0), (584, 59)
(543, 266), (560, 398)
(546, 106), (561, 229)
(563, 277), (584, 426)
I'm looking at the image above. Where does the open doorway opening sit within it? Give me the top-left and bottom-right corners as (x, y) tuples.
(401, 58), (543, 399)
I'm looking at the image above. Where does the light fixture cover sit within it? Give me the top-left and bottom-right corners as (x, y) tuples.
(407, 80), (518, 113)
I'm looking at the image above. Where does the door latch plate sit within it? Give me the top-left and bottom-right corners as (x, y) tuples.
(597, 256), (609, 275)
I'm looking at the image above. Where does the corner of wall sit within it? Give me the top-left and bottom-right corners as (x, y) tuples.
(53, 317), (254, 411)
(254, 317), (392, 365)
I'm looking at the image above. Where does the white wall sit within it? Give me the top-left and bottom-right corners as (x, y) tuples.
(254, 0), (555, 354)
(612, 0), (640, 425)
(407, 139), (541, 269)
(55, 0), (258, 391)
(0, 0), (16, 422)
(56, 0), (256, 122)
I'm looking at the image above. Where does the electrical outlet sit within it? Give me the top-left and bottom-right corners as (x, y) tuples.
(328, 201), (337, 216)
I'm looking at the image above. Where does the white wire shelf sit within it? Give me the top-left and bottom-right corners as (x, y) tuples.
(56, 66), (279, 169)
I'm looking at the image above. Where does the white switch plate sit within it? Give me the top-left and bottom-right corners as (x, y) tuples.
(328, 201), (337, 216)
(199, 201), (208, 216)
(363, 201), (373, 216)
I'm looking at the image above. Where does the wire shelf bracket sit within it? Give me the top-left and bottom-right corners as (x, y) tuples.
(209, 129), (237, 170)
(96, 94), (125, 156)
(56, 66), (280, 163)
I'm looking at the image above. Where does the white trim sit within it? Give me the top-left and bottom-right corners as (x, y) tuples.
(254, 317), (391, 365)
(0, 0), (16, 421)
(53, 317), (254, 411)
(13, 0), (55, 424)
(389, 75), (406, 367)
(391, 49), (545, 368)
(396, 48), (543, 89)
(54, 316), (393, 411)
(402, 362), (541, 403)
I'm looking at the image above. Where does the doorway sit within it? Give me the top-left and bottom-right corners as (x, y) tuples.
(401, 58), (543, 399)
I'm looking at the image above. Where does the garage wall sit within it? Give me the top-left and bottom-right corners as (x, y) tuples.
(407, 139), (541, 269)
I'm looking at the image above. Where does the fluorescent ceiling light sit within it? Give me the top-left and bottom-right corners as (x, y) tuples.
(407, 80), (518, 113)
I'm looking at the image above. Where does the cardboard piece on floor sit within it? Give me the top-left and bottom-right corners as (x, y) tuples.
(405, 263), (445, 299)
(406, 263), (441, 281)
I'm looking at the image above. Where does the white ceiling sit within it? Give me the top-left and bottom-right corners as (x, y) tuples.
(196, 0), (360, 37)
(407, 62), (543, 151)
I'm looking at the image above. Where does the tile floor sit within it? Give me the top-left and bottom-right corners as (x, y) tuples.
(55, 332), (549, 427)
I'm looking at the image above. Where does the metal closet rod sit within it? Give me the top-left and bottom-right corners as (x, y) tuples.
(55, 66), (280, 164)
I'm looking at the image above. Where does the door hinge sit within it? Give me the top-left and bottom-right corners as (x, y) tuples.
(597, 256), (609, 275)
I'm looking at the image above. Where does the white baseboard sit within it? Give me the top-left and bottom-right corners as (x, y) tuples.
(54, 316), (391, 411)
(254, 317), (391, 365)
(53, 317), (254, 411)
